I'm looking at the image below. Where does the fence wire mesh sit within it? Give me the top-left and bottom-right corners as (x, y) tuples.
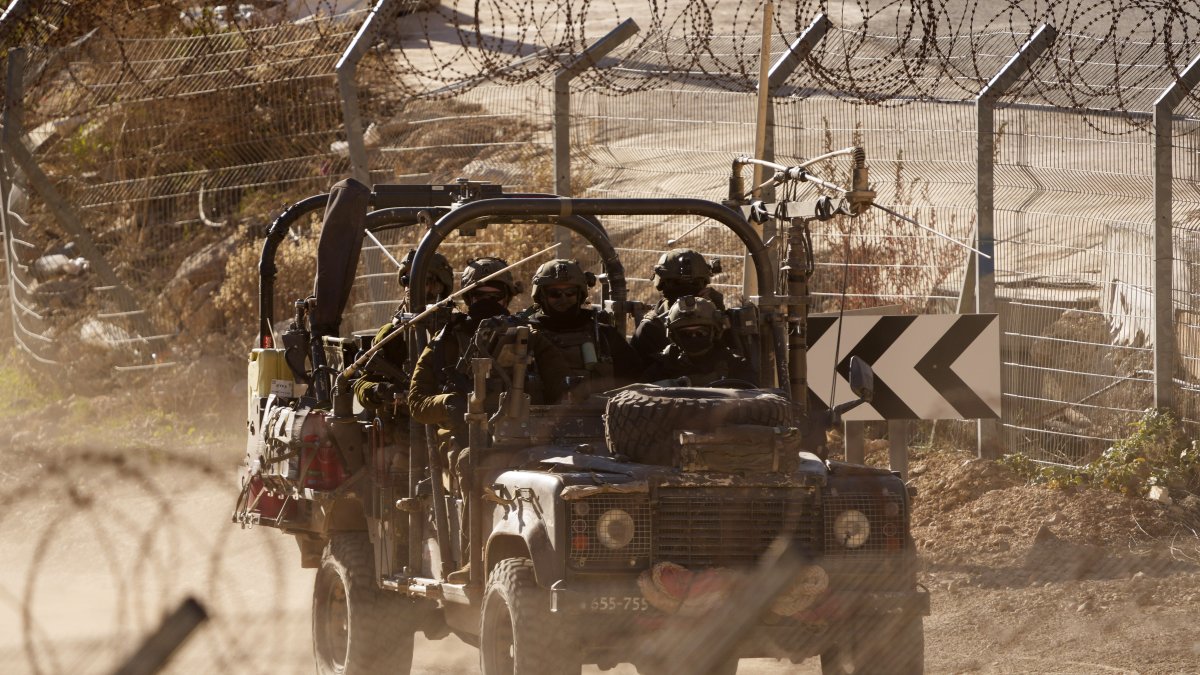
(6, 2), (1200, 674)
(1, 0), (1200, 466)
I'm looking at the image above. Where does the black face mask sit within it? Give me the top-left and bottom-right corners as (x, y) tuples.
(675, 332), (715, 356)
(467, 297), (508, 325)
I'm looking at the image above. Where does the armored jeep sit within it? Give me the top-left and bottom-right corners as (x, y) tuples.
(235, 172), (928, 674)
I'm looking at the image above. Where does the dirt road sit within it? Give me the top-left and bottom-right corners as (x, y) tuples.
(2, 433), (1197, 675)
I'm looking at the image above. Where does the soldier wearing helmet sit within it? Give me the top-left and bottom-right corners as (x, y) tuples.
(353, 249), (455, 412)
(631, 248), (727, 361)
(522, 259), (642, 393)
(408, 255), (568, 583)
(643, 295), (757, 387)
(409, 256), (568, 428)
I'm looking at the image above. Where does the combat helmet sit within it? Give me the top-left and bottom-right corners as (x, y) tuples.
(531, 258), (596, 306)
(397, 249), (453, 300)
(461, 256), (519, 297)
(652, 248), (721, 292)
(666, 295), (724, 331)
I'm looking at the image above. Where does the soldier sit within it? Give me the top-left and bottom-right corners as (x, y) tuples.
(409, 256), (568, 429)
(643, 295), (758, 387)
(352, 249), (454, 412)
(408, 256), (568, 583)
(523, 259), (642, 395)
(631, 248), (726, 361)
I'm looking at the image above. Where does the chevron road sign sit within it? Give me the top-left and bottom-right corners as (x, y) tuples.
(806, 314), (1001, 421)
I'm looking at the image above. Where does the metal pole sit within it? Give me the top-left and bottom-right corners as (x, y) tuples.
(110, 597), (208, 675)
(743, 11), (829, 297)
(975, 24), (1056, 460)
(1, 48), (26, 347)
(1152, 51), (1200, 413)
(1, 48), (152, 338)
(844, 421), (864, 465)
(744, 2), (775, 299)
(553, 18), (639, 259)
(750, 1), (775, 204)
(888, 419), (908, 478)
(336, 0), (402, 328)
(336, 0), (401, 186)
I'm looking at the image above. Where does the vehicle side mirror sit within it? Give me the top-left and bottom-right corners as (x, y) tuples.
(847, 356), (874, 401)
(828, 356), (875, 429)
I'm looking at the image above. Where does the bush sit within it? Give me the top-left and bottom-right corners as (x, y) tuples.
(1003, 408), (1199, 496)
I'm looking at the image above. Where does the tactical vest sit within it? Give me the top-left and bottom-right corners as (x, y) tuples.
(431, 320), (506, 413)
(540, 326), (615, 379)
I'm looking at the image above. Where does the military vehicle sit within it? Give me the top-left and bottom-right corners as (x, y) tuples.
(234, 161), (928, 674)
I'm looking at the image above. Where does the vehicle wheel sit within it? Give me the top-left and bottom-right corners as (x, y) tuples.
(820, 614), (923, 675)
(313, 533), (415, 675)
(604, 387), (792, 465)
(480, 558), (581, 675)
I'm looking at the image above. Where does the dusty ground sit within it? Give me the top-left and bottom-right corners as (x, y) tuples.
(0, 365), (1198, 675)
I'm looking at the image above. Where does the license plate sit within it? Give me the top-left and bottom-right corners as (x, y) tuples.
(582, 595), (649, 612)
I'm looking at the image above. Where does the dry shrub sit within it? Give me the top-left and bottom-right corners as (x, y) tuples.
(214, 231), (320, 348)
(808, 119), (964, 313)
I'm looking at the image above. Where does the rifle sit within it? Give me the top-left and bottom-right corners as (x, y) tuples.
(339, 242), (561, 380)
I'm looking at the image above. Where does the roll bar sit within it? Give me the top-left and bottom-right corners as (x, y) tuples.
(407, 197), (772, 326)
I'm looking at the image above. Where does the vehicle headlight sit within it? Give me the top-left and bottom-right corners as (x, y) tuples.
(833, 510), (871, 549)
(596, 509), (636, 550)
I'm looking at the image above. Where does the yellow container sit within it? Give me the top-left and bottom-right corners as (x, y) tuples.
(247, 348), (296, 436)
(248, 348), (295, 400)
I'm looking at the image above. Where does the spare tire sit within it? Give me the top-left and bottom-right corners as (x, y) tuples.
(604, 387), (792, 465)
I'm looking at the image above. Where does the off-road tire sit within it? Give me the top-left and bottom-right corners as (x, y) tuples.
(605, 387), (792, 465)
(820, 613), (923, 675)
(480, 558), (581, 675)
(313, 533), (415, 675)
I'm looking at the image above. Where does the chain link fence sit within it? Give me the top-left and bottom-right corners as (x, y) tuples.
(3, 0), (1200, 464)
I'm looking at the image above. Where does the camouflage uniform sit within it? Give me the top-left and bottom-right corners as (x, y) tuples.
(632, 248), (726, 361)
(352, 250), (454, 413)
(522, 259), (643, 394)
(408, 257), (568, 430)
(643, 295), (758, 386)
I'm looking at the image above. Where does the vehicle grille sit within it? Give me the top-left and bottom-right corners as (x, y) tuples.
(822, 490), (908, 557)
(568, 495), (651, 569)
(652, 487), (818, 567)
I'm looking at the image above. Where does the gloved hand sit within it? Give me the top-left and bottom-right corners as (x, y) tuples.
(371, 382), (400, 403)
(443, 392), (467, 419)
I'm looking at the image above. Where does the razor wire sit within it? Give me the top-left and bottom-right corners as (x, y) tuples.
(1, 0), (1200, 463)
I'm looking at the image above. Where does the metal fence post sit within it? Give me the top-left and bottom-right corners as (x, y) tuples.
(1152, 52), (1200, 414)
(742, 12), (830, 298)
(975, 24), (1056, 460)
(336, 0), (401, 329)
(554, 18), (640, 258)
(761, 13), (830, 193)
(1, 48), (152, 339)
(0, 47), (25, 339)
(336, 0), (401, 187)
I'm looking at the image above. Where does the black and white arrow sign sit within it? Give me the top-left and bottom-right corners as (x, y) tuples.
(807, 314), (1001, 420)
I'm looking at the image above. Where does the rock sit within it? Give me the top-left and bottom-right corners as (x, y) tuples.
(161, 235), (239, 313)
(1077, 599), (1093, 612)
(1132, 571), (1146, 581)
(1148, 485), (1173, 506)
(32, 253), (89, 281)
(994, 524), (1015, 535)
(1047, 513), (1060, 524)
